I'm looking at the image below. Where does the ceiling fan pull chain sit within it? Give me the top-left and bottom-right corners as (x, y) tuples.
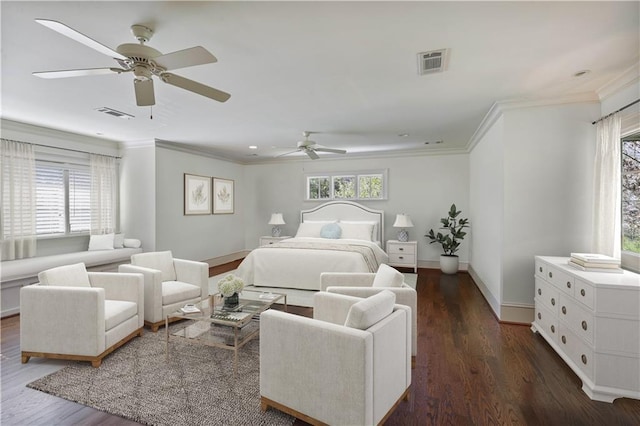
(150, 106), (153, 120)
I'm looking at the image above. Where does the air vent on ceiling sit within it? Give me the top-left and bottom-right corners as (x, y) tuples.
(417, 49), (449, 75)
(94, 107), (134, 120)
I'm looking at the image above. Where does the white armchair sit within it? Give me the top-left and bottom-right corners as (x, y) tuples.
(260, 291), (411, 426)
(20, 262), (144, 367)
(321, 263), (418, 366)
(118, 251), (208, 331)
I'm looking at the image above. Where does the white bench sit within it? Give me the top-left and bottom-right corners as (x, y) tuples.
(1, 248), (143, 317)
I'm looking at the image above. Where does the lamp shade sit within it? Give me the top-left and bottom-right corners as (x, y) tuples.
(268, 213), (286, 225)
(393, 214), (414, 228)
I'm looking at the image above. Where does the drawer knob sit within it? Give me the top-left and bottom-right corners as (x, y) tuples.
(566, 281), (571, 289)
(580, 289), (586, 297)
(398, 256), (404, 260)
(537, 312), (542, 320)
(582, 321), (588, 331)
(561, 335), (567, 344)
(581, 354), (588, 365)
(539, 266), (543, 273)
(549, 272), (553, 278)
(551, 298), (555, 306)
(538, 288), (542, 296)
(551, 325), (555, 333)
(562, 306), (567, 315)
(399, 247), (404, 251)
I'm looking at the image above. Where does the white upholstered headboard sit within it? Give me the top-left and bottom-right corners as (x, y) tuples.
(300, 201), (385, 243)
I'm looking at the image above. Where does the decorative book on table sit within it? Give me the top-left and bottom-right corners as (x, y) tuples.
(568, 253), (622, 273)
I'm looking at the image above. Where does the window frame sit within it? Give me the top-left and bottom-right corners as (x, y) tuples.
(304, 169), (388, 201)
(621, 129), (640, 273)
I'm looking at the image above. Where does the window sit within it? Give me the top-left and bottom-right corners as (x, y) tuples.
(35, 161), (91, 236)
(622, 133), (640, 254)
(305, 170), (387, 201)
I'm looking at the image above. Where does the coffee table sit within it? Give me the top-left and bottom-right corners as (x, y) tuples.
(166, 290), (286, 374)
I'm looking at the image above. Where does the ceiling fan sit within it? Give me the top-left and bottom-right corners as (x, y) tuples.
(279, 131), (347, 160)
(32, 19), (230, 106)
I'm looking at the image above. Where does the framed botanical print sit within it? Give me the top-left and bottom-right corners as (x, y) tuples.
(184, 173), (212, 215)
(213, 177), (234, 214)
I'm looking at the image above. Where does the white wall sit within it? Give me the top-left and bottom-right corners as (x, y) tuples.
(154, 145), (245, 261)
(469, 115), (504, 314)
(243, 153), (470, 265)
(468, 101), (599, 322)
(120, 144), (156, 252)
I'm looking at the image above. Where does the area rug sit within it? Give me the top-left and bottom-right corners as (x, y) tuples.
(210, 271), (417, 307)
(27, 327), (294, 426)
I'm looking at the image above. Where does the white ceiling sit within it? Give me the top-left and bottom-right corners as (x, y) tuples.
(1, 1), (638, 163)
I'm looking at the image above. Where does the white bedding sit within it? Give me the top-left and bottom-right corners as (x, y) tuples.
(236, 237), (389, 291)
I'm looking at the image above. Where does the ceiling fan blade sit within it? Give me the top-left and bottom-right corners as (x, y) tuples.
(33, 67), (125, 79)
(153, 46), (217, 71)
(161, 73), (230, 103)
(305, 149), (320, 160)
(276, 149), (301, 158)
(35, 19), (127, 60)
(314, 147), (347, 154)
(134, 78), (155, 106)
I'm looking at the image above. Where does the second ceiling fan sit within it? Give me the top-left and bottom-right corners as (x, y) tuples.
(280, 131), (347, 160)
(33, 19), (230, 106)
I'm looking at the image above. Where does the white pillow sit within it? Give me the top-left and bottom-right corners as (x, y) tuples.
(38, 263), (91, 287)
(131, 250), (176, 281)
(88, 233), (115, 251)
(113, 233), (125, 248)
(295, 222), (327, 238)
(372, 263), (404, 288)
(339, 222), (374, 241)
(124, 238), (142, 248)
(340, 220), (378, 241)
(344, 290), (396, 330)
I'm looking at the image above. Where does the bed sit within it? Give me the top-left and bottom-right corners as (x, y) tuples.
(236, 201), (388, 291)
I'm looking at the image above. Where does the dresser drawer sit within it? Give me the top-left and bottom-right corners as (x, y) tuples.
(558, 294), (594, 344)
(535, 277), (559, 314)
(545, 265), (575, 296)
(574, 278), (594, 310)
(535, 258), (547, 279)
(534, 303), (558, 344)
(388, 253), (416, 265)
(558, 324), (594, 381)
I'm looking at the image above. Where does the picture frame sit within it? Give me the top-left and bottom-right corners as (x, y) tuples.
(184, 173), (212, 215)
(213, 177), (234, 214)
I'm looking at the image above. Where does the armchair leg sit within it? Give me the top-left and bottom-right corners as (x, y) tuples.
(21, 355), (31, 364)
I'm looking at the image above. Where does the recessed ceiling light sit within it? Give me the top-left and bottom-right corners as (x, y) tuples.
(249, 145), (258, 150)
(573, 70), (591, 78)
(398, 133), (409, 137)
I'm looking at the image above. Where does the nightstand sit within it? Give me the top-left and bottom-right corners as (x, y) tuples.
(386, 240), (417, 273)
(259, 236), (291, 246)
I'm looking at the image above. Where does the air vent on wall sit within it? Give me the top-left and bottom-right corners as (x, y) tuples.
(94, 107), (134, 120)
(417, 49), (449, 75)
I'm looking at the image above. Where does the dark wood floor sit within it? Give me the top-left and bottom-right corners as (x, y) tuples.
(2, 268), (640, 425)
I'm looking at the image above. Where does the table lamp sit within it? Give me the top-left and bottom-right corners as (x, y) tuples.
(393, 213), (414, 242)
(268, 213), (285, 237)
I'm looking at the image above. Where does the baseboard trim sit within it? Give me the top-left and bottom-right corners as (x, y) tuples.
(417, 260), (468, 271)
(467, 265), (534, 325)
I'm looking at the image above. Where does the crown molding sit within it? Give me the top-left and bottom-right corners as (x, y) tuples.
(154, 139), (245, 164)
(597, 63), (640, 101)
(466, 92), (600, 151)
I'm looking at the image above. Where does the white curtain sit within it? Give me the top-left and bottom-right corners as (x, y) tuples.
(592, 114), (622, 259)
(90, 154), (117, 234)
(1, 140), (37, 260)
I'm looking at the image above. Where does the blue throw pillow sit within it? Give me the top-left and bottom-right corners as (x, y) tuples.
(320, 223), (342, 239)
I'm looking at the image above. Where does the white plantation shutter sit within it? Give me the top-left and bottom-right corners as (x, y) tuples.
(90, 154), (117, 234)
(69, 169), (91, 233)
(35, 163), (65, 235)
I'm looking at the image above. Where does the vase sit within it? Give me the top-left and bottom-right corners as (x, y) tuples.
(224, 292), (239, 309)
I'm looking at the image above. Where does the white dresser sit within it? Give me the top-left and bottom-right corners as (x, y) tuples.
(531, 256), (640, 402)
(386, 240), (417, 273)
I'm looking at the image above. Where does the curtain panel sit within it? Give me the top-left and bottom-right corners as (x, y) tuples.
(592, 114), (622, 259)
(90, 154), (117, 235)
(1, 139), (37, 260)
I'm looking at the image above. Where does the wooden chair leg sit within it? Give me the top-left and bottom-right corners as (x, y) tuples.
(21, 354), (30, 364)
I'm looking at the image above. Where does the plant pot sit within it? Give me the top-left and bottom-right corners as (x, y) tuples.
(223, 292), (239, 309)
(440, 255), (459, 274)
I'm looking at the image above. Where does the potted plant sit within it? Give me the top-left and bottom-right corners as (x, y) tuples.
(218, 274), (245, 309)
(425, 204), (469, 274)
